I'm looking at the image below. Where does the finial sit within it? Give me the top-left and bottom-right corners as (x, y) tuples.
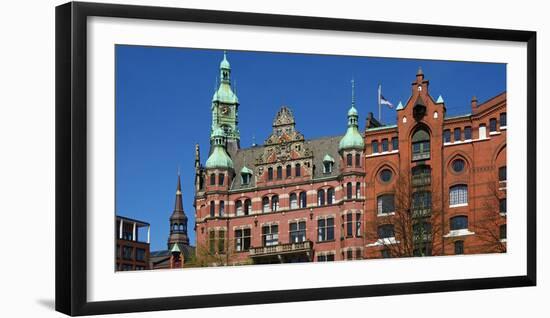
(417, 66), (423, 76)
(223, 50), (227, 60)
(351, 78), (356, 107)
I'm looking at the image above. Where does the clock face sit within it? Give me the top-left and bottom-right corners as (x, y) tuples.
(221, 106), (229, 115)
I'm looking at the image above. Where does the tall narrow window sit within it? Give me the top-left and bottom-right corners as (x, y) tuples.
(444, 129), (451, 143)
(449, 184), (468, 206)
(210, 173), (216, 185)
(411, 128), (430, 161)
(271, 195), (279, 212)
(295, 164), (301, 177)
(327, 188), (335, 205)
(289, 221), (306, 243)
(262, 197), (270, 213)
(268, 167), (273, 181)
(276, 166), (282, 180)
(219, 201), (225, 216)
(290, 193), (298, 209)
(262, 224), (279, 246)
(500, 198), (507, 214)
(372, 140), (379, 153)
(299, 191), (307, 208)
(454, 128), (461, 142)
(210, 201), (215, 217)
(208, 231), (216, 254)
(490, 118), (497, 132)
(286, 165), (292, 178)
(244, 199), (251, 215)
(382, 139), (389, 152)
(217, 230), (225, 254)
(241, 172), (250, 185)
(500, 112), (507, 127)
(499, 166), (507, 181)
(317, 217), (334, 242)
(346, 153), (353, 167)
(356, 213), (362, 237)
(235, 200), (243, 216)
(346, 182), (352, 199)
(317, 189), (325, 206)
(479, 124), (487, 139)
(355, 153), (361, 167)
(346, 213), (353, 237)
(454, 240), (464, 254)
(500, 224), (507, 240)
(464, 126), (472, 140)
(218, 173), (225, 185)
(355, 182), (361, 198)
(450, 216), (468, 230)
(392, 137), (399, 150)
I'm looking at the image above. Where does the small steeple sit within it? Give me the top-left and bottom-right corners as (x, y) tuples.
(174, 172), (184, 212)
(168, 172), (189, 248)
(339, 79), (364, 152)
(219, 50), (231, 82)
(436, 95), (444, 104)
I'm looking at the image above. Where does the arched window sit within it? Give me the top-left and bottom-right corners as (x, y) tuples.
(346, 153), (353, 167)
(346, 182), (352, 199)
(218, 173), (225, 186)
(286, 165), (292, 178)
(173, 224), (178, 231)
(299, 191), (307, 208)
(235, 200), (243, 216)
(244, 199), (251, 216)
(317, 189), (325, 206)
(209, 201), (215, 217)
(450, 216), (468, 230)
(378, 224), (395, 239)
(267, 167), (274, 181)
(210, 173), (216, 185)
(412, 128), (430, 161)
(356, 182), (361, 198)
(262, 197), (270, 213)
(295, 164), (301, 177)
(449, 184), (468, 206)
(289, 193), (298, 209)
(271, 195), (279, 212)
(327, 188), (335, 205)
(219, 201), (225, 216)
(276, 166), (283, 180)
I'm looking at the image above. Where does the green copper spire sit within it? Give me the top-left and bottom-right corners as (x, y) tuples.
(339, 79), (365, 151)
(205, 127), (234, 169)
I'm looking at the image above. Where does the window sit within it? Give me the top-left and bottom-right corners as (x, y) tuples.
(286, 164), (292, 178)
(317, 189), (325, 206)
(317, 217), (335, 241)
(262, 197), (270, 213)
(450, 216), (468, 230)
(454, 128), (461, 142)
(500, 198), (507, 214)
(500, 112), (507, 127)
(392, 137), (399, 150)
(210, 173), (216, 185)
(356, 182), (361, 198)
(345, 213), (353, 237)
(218, 173), (224, 185)
(268, 167), (273, 180)
(381, 249), (391, 258)
(292, 193), (304, 211)
(377, 194), (395, 215)
(355, 153), (361, 167)
(323, 161), (333, 173)
(244, 199), (251, 216)
(356, 249), (363, 260)
(450, 184), (468, 206)
(500, 224), (507, 240)
(209, 201), (215, 217)
(378, 224), (395, 239)
(122, 246), (133, 260)
(412, 191), (432, 217)
(136, 248), (146, 261)
(454, 240), (464, 254)
(356, 213), (362, 237)
(379, 169), (393, 182)
(346, 182), (352, 200)
(411, 129), (430, 161)
(479, 124), (487, 139)
(464, 126), (472, 140)
(327, 188), (335, 205)
(262, 224), (279, 246)
(490, 118), (497, 132)
(290, 193), (298, 209)
(289, 221), (306, 243)
(241, 172), (250, 185)
(276, 166), (282, 180)
(217, 230), (225, 254)
(219, 201), (225, 216)
(412, 165), (431, 187)
(372, 140), (379, 153)
(209, 231), (215, 254)
(413, 222), (432, 240)
(499, 166), (507, 181)
(235, 200), (243, 216)
(295, 164), (301, 177)
(346, 250), (353, 260)
(346, 153), (353, 167)
(271, 195), (279, 212)
(443, 129), (451, 143)
(452, 159), (465, 173)
(235, 228), (251, 252)
(382, 139), (389, 152)
(318, 254), (335, 262)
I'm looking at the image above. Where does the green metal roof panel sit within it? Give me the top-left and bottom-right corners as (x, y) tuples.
(205, 146), (234, 169)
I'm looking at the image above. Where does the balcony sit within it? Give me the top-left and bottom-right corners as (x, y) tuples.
(249, 241), (313, 264)
(412, 174), (431, 187)
(412, 207), (431, 218)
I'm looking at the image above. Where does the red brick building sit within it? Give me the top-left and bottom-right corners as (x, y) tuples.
(193, 54), (506, 265)
(115, 216), (151, 270)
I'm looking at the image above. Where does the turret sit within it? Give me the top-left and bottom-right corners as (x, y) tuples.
(339, 80), (365, 152)
(168, 173), (190, 249)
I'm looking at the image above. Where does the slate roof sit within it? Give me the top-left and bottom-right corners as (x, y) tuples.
(228, 135), (343, 191)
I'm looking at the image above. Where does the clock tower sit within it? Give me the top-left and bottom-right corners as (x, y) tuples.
(211, 51), (240, 153)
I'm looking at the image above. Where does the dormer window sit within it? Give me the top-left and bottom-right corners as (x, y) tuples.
(241, 173), (251, 185)
(323, 154), (335, 173)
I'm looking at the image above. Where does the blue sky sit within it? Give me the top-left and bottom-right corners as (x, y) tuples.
(115, 45), (505, 251)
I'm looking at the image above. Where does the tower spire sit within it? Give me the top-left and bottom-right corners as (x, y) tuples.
(351, 78), (355, 107)
(174, 172), (183, 211)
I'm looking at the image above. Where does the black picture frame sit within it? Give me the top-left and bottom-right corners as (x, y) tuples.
(55, 1), (537, 316)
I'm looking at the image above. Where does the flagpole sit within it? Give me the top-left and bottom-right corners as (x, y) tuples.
(378, 84), (382, 123)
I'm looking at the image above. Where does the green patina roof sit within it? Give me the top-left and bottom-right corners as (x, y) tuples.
(323, 154), (334, 162)
(220, 51), (230, 69)
(396, 101), (404, 110)
(436, 95), (444, 104)
(240, 166), (253, 174)
(347, 105), (358, 116)
(212, 83), (239, 104)
(339, 126), (364, 151)
(206, 145), (234, 169)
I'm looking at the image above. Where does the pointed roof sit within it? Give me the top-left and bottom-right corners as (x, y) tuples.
(436, 95), (444, 104)
(173, 173), (184, 213)
(170, 243), (181, 253)
(323, 154), (335, 162)
(220, 51), (230, 69)
(396, 101), (404, 110)
(240, 165), (253, 174)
